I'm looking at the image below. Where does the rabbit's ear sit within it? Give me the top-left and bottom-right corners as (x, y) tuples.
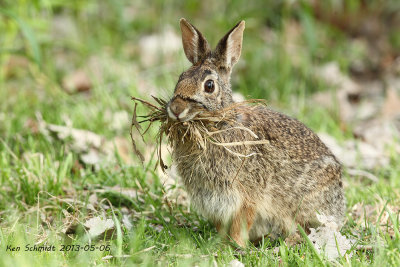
(214, 21), (245, 69)
(180, 18), (210, 65)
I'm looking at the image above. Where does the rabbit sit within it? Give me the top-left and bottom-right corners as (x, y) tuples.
(166, 18), (346, 247)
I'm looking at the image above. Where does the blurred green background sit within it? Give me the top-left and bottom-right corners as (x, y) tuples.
(1, 0), (400, 266)
(1, 0), (400, 134)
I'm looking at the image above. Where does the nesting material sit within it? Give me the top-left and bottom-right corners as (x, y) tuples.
(130, 96), (269, 172)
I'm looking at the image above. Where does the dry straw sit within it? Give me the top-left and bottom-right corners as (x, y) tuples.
(130, 96), (270, 172)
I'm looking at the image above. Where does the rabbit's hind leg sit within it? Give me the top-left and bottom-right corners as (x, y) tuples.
(228, 204), (256, 247)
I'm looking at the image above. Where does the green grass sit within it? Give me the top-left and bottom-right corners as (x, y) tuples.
(1, 0), (400, 266)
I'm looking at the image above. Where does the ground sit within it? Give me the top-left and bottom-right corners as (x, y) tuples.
(1, 0), (400, 266)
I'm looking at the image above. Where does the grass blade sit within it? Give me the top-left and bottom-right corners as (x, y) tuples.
(0, 8), (42, 67)
(297, 224), (325, 266)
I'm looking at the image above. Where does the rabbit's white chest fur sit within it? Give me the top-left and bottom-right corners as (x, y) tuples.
(188, 187), (242, 224)
(173, 139), (244, 225)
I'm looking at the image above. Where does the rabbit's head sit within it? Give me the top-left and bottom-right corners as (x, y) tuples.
(167, 18), (245, 121)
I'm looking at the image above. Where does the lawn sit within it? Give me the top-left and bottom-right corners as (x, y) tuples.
(1, 0), (400, 266)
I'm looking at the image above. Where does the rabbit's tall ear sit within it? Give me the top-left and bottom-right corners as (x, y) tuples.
(214, 21), (245, 69)
(180, 18), (210, 65)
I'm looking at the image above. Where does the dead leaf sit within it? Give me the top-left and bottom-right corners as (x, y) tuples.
(318, 132), (389, 169)
(24, 118), (40, 133)
(84, 217), (115, 239)
(88, 193), (98, 206)
(353, 120), (400, 155)
(382, 86), (400, 119)
(5, 55), (29, 78)
(44, 122), (135, 166)
(229, 259), (245, 267)
(47, 124), (103, 152)
(46, 123), (105, 166)
(149, 223), (164, 233)
(109, 110), (130, 132)
(307, 214), (355, 260)
(81, 149), (102, 165)
(122, 214), (132, 230)
(62, 69), (92, 93)
(314, 62), (362, 122)
(313, 62), (386, 123)
(139, 26), (181, 67)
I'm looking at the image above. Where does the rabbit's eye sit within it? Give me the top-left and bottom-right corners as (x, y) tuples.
(204, 79), (215, 93)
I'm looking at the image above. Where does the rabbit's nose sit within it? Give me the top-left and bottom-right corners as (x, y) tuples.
(168, 97), (188, 120)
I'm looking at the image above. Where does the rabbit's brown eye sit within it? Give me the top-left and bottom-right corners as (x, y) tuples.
(204, 79), (215, 93)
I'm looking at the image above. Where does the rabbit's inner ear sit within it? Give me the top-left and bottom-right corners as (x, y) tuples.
(180, 18), (210, 65)
(214, 21), (245, 69)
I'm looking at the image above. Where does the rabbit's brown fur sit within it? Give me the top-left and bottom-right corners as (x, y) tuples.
(167, 18), (345, 247)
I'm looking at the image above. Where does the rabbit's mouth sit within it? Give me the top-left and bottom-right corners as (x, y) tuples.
(167, 95), (206, 122)
(167, 105), (201, 122)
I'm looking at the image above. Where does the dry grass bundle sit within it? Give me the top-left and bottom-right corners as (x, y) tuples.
(130, 96), (269, 172)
